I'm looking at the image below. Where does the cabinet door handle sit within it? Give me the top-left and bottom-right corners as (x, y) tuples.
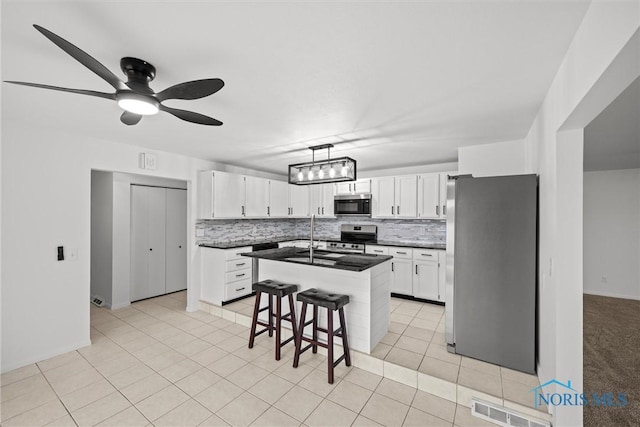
(391, 206), (394, 215)
(421, 253), (433, 257)
(267, 206), (270, 216)
(436, 205), (439, 216)
(374, 250), (383, 253)
(235, 262), (246, 267)
(236, 273), (245, 278)
(149, 248), (153, 251)
(391, 262), (394, 272)
(443, 205), (447, 216)
(322, 207), (324, 215)
(241, 205), (245, 216)
(416, 265), (418, 275)
(397, 205), (400, 215)
(235, 287), (246, 292)
(318, 207), (321, 214)
(396, 251), (406, 255)
(178, 245), (182, 249)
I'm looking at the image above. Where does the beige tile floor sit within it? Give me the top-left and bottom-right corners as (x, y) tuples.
(224, 295), (543, 413)
(2, 291), (501, 427)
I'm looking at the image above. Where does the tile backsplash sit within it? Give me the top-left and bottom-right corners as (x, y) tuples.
(196, 217), (445, 245)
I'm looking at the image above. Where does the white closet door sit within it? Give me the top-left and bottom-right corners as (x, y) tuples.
(130, 185), (167, 301)
(165, 188), (187, 293)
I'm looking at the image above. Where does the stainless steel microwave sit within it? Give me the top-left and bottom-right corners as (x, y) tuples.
(334, 194), (372, 216)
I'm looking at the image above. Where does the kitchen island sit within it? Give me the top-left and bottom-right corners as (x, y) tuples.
(242, 247), (392, 354)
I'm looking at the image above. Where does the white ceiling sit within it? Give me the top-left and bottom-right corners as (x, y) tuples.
(584, 78), (640, 171)
(2, 1), (590, 176)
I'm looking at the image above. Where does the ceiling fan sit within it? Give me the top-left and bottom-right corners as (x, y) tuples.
(5, 25), (224, 126)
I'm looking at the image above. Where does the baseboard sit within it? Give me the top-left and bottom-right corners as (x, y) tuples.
(583, 290), (640, 301)
(109, 301), (131, 310)
(1, 339), (92, 374)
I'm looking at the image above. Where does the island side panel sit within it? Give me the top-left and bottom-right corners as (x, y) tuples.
(369, 261), (392, 350)
(258, 258), (391, 354)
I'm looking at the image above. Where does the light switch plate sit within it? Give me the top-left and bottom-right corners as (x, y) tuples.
(139, 153), (157, 170)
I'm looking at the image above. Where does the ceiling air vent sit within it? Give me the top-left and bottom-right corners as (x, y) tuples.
(472, 399), (551, 427)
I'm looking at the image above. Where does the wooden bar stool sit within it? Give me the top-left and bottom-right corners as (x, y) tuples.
(248, 279), (298, 360)
(292, 288), (351, 383)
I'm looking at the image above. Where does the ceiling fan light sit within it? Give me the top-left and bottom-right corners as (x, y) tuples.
(117, 92), (159, 115)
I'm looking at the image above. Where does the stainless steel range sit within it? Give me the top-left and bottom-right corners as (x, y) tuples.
(325, 224), (377, 253)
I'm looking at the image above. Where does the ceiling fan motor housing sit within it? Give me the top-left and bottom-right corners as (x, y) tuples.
(120, 57), (156, 93)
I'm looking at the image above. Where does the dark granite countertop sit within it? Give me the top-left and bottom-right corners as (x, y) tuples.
(198, 236), (307, 249)
(241, 247), (393, 272)
(199, 237), (445, 250)
(371, 240), (446, 250)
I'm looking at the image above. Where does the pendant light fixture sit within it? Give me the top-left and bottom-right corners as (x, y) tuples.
(288, 144), (356, 185)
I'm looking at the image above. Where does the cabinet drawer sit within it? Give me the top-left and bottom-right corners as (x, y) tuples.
(224, 278), (253, 300)
(366, 245), (389, 255)
(389, 248), (412, 259)
(225, 246), (252, 261)
(225, 268), (251, 283)
(226, 259), (251, 272)
(413, 249), (439, 261)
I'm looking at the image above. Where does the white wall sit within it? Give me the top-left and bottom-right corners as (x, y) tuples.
(584, 168), (640, 300)
(1, 123), (217, 373)
(457, 139), (526, 177)
(523, 2), (639, 425)
(358, 161), (458, 178)
(90, 170), (114, 307)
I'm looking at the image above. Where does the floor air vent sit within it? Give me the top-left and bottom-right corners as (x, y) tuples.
(472, 399), (551, 427)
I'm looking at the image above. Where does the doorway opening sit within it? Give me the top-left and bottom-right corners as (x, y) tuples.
(90, 170), (188, 310)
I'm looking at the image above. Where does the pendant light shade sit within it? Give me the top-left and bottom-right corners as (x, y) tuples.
(288, 144), (356, 185)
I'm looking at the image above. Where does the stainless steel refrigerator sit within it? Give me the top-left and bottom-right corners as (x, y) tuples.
(445, 174), (537, 374)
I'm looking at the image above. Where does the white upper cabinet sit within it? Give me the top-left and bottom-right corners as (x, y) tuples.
(373, 177), (396, 218)
(417, 172), (455, 219)
(335, 179), (371, 195)
(439, 172), (451, 218)
(269, 180), (289, 218)
(395, 175), (418, 218)
(288, 185), (309, 217)
(198, 171), (283, 219)
(245, 176), (270, 218)
(198, 171), (246, 219)
(309, 184), (335, 217)
(372, 175), (417, 218)
(417, 173), (440, 218)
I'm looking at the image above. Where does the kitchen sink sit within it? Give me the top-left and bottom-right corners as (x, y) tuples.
(284, 257), (338, 266)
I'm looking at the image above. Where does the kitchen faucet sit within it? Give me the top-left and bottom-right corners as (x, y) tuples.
(310, 213), (316, 262)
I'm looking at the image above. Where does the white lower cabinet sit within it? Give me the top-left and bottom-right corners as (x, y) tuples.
(201, 246), (253, 305)
(371, 245), (445, 302)
(365, 245), (389, 255)
(413, 249), (441, 301)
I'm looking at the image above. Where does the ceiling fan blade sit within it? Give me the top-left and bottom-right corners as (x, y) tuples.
(120, 111), (142, 126)
(4, 81), (115, 100)
(155, 78), (225, 102)
(160, 105), (223, 126)
(33, 24), (128, 91)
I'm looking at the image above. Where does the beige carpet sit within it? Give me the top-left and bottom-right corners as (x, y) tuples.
(583, 294), (640, 426)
